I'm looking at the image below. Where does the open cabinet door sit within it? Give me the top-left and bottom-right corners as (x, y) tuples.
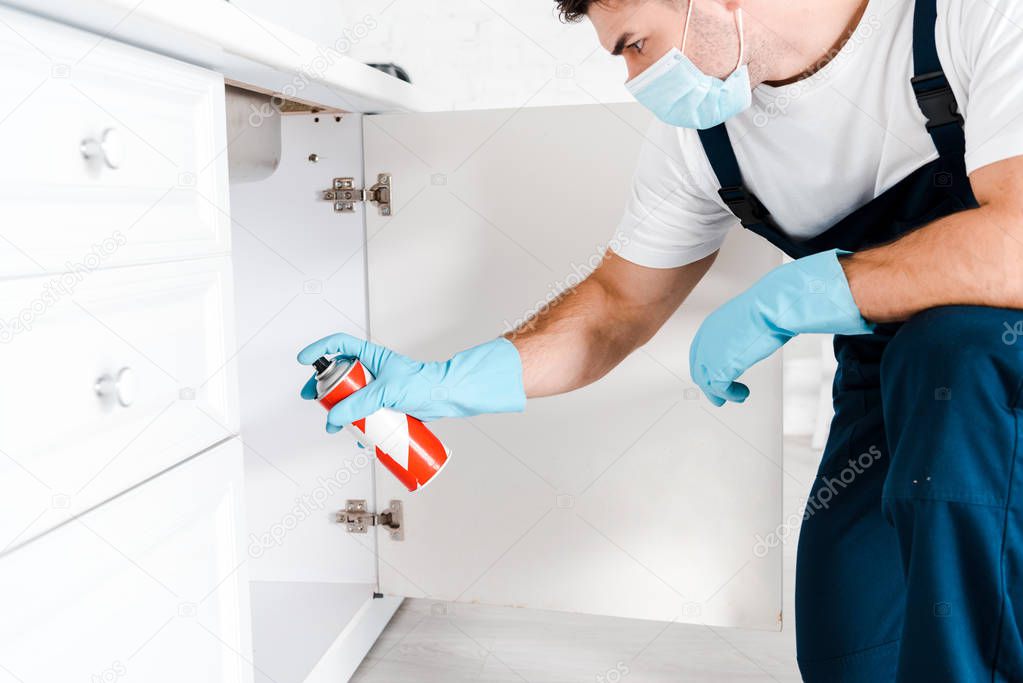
(364, 104), (785, 631)
(230, 114), (400, 683)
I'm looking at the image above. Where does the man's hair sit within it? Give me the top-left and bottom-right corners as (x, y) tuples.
(555, 0), (678, 23)
(555, 0), (598, 23)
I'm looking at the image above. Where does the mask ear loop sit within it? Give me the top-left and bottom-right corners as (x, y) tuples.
(680, 0), (696, 55)
(683, 2), (746, 73)
(734, 8), (746, 71)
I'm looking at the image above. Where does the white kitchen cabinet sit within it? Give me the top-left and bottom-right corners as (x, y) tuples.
(0, 7), (251, 683)
(0, 438), (252, 683)
(0, 6), (230, 277)
(0, 257), (239, 548)
(0, 3), (786, 681)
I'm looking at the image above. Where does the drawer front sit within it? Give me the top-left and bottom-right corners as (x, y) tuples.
(0, 6), (230, 276)
(0, 438), (253, 683)
(0, 257), (239, 548)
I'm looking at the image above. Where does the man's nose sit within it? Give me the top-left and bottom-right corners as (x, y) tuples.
(624, 56), (645, 82)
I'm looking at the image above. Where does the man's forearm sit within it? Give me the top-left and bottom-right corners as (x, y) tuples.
(843, 161), (1023, 323)
(505, 252), (716, 398)
(505, 275), (647, 398)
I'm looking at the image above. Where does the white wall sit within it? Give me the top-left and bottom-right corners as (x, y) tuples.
(233, 0), (630, 111)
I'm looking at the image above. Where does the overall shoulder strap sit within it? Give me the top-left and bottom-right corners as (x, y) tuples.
(697, 124), (784, 244)
(911, 0), (965, 158)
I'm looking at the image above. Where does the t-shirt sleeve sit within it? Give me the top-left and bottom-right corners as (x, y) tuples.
(610, 120), (737, 269)
(953, 0), (1023, 174)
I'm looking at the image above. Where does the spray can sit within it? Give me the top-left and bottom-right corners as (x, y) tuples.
(313, 356), (450, 492)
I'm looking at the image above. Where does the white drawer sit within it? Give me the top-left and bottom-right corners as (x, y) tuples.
(0, 257), (239, 548)
(0, 438), (253, 683)
(0, 6), (230, 277)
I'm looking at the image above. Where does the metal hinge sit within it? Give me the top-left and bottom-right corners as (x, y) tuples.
(322, 174), (392, 216)
(337, 499), (403, 540)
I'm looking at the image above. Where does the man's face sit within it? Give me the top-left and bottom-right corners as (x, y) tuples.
(589, 0), (743, 82)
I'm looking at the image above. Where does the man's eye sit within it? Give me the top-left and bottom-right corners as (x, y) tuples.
(628, 39), (645, 53)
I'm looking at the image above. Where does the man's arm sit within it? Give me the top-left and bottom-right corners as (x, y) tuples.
(508, 251), (717, 398)
(298, 250), (716, 428)
(842, 156), (1023, 323)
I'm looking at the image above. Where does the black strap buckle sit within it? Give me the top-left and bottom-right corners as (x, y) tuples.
(911, 71), (964, 129)
(718, 185), (770, 228)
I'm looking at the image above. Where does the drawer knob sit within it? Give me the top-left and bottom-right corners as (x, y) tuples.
(80, 128), (126, 170)
(95, 367), (137, 407)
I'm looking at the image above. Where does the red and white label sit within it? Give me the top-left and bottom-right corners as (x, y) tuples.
(319, 359), (450, 492)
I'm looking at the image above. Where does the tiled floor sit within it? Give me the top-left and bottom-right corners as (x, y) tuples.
(351, 438), (819, 682)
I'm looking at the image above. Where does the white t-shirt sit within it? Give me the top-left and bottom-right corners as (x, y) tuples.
(612, 0), (1023, 269)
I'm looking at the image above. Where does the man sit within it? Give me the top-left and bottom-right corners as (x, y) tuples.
(298, 0), (1023, 680)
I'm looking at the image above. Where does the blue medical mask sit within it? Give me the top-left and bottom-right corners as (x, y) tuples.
(626, 0), (752, 129)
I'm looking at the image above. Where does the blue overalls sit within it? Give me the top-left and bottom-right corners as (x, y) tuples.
(697, 1), (1023, 681)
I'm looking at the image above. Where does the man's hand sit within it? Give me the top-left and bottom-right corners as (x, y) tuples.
(690, 249), (874, 406)
(298, 334), (525, 433)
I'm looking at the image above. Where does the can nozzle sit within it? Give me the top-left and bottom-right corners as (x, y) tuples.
(313, 356), (332, 374)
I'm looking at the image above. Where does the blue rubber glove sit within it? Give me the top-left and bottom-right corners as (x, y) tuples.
(298, 334), (526, 432)
(690, 249), (874, 407)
